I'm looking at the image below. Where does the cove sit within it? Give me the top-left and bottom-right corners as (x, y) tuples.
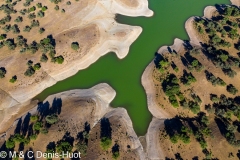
(35, 0), (230, 135)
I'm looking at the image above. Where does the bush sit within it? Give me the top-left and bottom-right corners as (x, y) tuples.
(71, 42), (79, 50)
(75, 142), (87, 156)
(40, 128), (48, 135)
(29, 134), (37, 140)
(0, 67), (6, 78)
(54, 5), (59, 10)
(9, 75), (17, 83)
(6, 138), (15, 149)
(112, 151), (120, 160)
(33, 63), (41, 70)
(56, 141), (73, 153)
(45, 114), (58, 124)
(30, 115), (38, 122)
(227, 84), (238, 95)
(33, 121), (43, 131)
(39, 28), (45, 34)
(24, 66), (35, 77)
(100, 137), (112, 150)
(42, 6), (48, 12)
(40, 54), (48, 62)
(54, 56), (64, 64)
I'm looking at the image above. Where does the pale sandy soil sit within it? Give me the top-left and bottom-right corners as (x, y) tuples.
(0, 83), (145, 160)
(0, 0), (153, 129)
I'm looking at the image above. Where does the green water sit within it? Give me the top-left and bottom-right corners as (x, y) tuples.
(36, 0), (230, 135)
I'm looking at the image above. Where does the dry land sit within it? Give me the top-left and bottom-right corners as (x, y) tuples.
(143, 3), (240, 160)
(0, 0), (153, 129)
(0, 83), (145, 160)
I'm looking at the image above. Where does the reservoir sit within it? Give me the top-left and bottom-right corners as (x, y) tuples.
(36, 0), (230, 135)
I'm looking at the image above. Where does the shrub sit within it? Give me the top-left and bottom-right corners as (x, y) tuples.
(24, 66), (35, 77)
(227, 84), (238, 95)
(40, 128), (48, 135)
(30, 115), (39, 122)
(71, 42), (79, 50)
(42, 6), (48, 12)
(9, 75), (17, 83)
(33, 121), (43, 131)
(33, 63), (41, 70)
(112, 151), (120, 160)
(100, 137), (112, 150)
(40, 54), (48, 62)
(6, 138), (15, 149)
(45, 114), (58, 124)
(66, 1), (71, 5)
(36, 3), (42, 8)
(170, 134), (178, 144)
(29, 134), (37, 140)
(75, 142), (87, 156)
(0, 34), (6, 40)
(54, 5), (59, 11)
(56, 141), (73, 153)
(54, 56), (64, 64)
(39, 28), (45, 34)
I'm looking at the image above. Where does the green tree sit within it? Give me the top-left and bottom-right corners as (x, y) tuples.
(33, 121), (43, 131)
(45, 114), (58, 124)
(100, 137), (112, 150)
(6, 138), (15, 149)
(9, 75), (17, 83)
(71, 42), (79, 50)
(75, 142), (87, 156)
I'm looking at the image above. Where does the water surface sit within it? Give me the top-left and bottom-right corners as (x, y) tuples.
(36, 0), (230, 135)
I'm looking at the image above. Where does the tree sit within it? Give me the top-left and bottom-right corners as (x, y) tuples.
(100, 137), (112, 150)
(42, 6), (48, 12)
(227, 84), (238, 95)
(24, 66), (35, 77)
(9, 75), (17, 83)
(33, 121), (42, 131)
(0, 67), (6, 78)
(33, 63), (41, 70)
(71, 42), (79, 50)
(45, 114), (58, 124)
(6, 138), (15, 149)
(54, 56), (64, 64)
(40, 54), (48, 62)
(39, 28), (45, 34)
(30, 115), (39, 122)
(75, 142), (87, 156)
(56, 141), (73, 153)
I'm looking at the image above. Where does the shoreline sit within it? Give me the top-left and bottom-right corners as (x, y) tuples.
(0, 83), (146, 159)
(142, 2), (237, 159)
(0, 0), (153, 128)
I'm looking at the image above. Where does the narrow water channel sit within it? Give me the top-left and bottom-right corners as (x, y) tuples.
(36, 0), (230, 135)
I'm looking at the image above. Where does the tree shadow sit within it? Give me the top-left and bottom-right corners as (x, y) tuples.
(164, 118), (184, 137)
(192, 156), (199, 160)
(183, 40), (193, 51)
(22, 113), (31, 136)
(175, 153), (183, 160)
(100, 118), (112, 139)
(50, 98), (62, 115)
(46, 141), (56, 151)
(62, 132), (74, 146)
(14, 118), (22, 134)
(215, 118), (227, 136)
(112, 143), (119, 153)
(37, 101), (50, 120)
(180, 56), (189, 67)
(154, 52), (165, 68)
